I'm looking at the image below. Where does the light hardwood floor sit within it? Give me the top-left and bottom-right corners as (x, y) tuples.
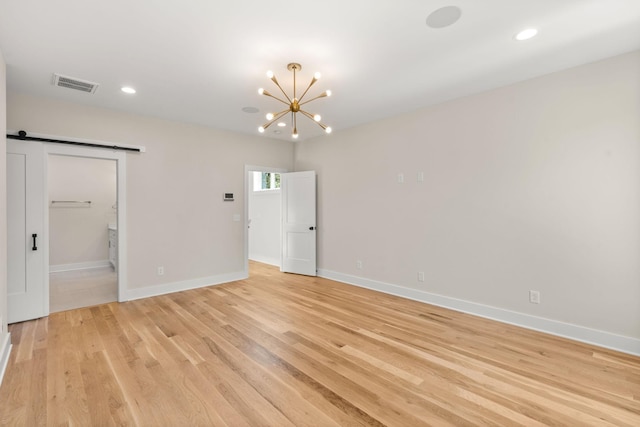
(1, 261), (638, 426)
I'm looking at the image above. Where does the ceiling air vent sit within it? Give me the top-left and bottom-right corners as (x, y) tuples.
(52, 73), (99, 94)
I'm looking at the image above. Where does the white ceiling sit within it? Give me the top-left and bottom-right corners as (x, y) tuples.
(1, 0), (639, 141)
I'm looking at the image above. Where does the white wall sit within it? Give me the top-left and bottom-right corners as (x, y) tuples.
(248, 172), (281, 266)
(0, 47), (10, 383)
(48, 155), (116, 268)
(5, 51), (639, 354)
(7, 93), (294, 296)
(295, 51), (640, 349)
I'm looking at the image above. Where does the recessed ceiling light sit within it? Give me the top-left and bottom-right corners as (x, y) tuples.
(242, 106), (259, 113)
(277, 122), (286, 127)
(515, 28), (538, 41)
(426, 6), (462, 29)
(121, 86), (136, 94)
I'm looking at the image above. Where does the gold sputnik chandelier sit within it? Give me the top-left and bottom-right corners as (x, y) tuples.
(258, 62), (332, 139)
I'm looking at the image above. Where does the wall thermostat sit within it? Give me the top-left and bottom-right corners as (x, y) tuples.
(223, 192), (234, 201)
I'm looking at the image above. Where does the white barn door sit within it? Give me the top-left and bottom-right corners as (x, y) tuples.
(280, 171), (316, 276)
(7, 139), (47, 323)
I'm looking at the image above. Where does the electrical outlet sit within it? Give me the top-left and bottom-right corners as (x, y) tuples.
(397, 173), (404, 184)
(529, 290), (540, 304)
(417, 172), (424, 182)
(356, 260), (363, 269)
(418, 272), (425, 282)
(157, 266), (165, 276)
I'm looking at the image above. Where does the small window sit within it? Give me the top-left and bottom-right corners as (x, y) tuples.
(253, 171), (281, 191)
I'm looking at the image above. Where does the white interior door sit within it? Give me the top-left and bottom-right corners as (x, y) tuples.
(281, 171), (317, 276)
(7, 139), (47, 323)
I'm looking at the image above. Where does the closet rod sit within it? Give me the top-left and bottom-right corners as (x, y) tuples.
(7, 130), (141, 152)
(51, 200), (92, 205)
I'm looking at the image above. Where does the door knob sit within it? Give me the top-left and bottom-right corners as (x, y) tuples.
(309, 226), (315, 231)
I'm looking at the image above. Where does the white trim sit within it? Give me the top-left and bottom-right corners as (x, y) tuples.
(318, 269), (640, 357)
(0, 333), (12, 388)
(8, 129), (146, 152)
(49, 260), (111, 273)
(123, 271), (247, 301)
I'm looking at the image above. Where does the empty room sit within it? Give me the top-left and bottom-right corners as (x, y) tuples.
(0, 1), (639, 425)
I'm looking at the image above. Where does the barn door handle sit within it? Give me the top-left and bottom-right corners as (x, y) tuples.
(32, 233), (38, 251)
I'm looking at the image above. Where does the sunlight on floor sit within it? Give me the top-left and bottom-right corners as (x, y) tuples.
(49, 267), (117, 313)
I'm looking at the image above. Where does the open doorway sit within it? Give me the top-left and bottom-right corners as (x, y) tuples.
(244, 165), (287, 275)
(48, 155), (118, 312)
(44, 141), (128, 312)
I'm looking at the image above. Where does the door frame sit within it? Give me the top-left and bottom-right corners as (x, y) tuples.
(243, 164), (288, 277)
(44, 144), (128, 302)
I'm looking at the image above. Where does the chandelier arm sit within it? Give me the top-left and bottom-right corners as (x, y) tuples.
(292, 111), (298, 136)
(298, 77), (318, 103)
(261, 109), (290, 130)
(262, 91), (290, 106)
(274, 108), (290, 118)
(299, 110), (317, 121)
(299, 92), (328, 106)
(300, 109), (331, 132)
(270, 109), (290, 123)
(270, 75), (293, 104)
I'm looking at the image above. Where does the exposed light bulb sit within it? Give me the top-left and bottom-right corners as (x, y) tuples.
(325, 127), (332, 134)
(314, 72), (321, 80)
(258, 88), (264, 95)
(258, 126), (265, 133)
(292, 133), (299, 139)
(266, 71), (274, 78)
(326, 90), (332, 97)
(314, 114), (321, 122)
(266, 113), (274, 120)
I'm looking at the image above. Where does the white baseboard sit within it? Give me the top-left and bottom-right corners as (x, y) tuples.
(123, 271), (247, 301)
(249, 255), (280, 267)
(318, 269), (640, 357)
(0, 333), (12, 388)
(50, 260), (111, 273)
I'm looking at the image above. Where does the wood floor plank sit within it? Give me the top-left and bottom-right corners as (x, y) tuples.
(1, 261), (639, 426)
